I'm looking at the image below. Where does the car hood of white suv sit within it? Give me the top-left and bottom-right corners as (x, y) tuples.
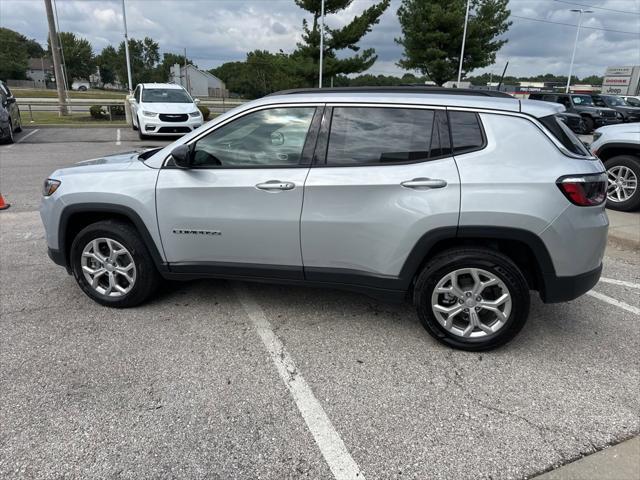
(139, 102), (198, 114)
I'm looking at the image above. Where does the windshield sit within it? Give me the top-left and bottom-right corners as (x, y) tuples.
(602, 95), (627, 107)
(142, 88), (192, 103)
(571, 95), (594, 106)
(625, 97), (640, 107)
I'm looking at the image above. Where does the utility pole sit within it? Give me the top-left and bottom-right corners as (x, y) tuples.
(121, 0), (133, 92)
(44, 0), (67, 115)
(457, 0), (471, 86)
(184, 48), (190, 94)
(566, 8), (593, 93)
(318, 0), (325, 88)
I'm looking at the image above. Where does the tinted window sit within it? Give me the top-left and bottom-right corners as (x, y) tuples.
(540, 115), (589, 156)
(449, 111), (484, 154)
(325, 107), (435, 166)
(192, 107), (316, 167)
(142, 88), (192, 103)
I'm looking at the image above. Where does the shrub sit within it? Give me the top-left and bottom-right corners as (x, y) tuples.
(89, 105), (106, 120)
(110, 105), (125, 118)
(198, 105), (210, 121)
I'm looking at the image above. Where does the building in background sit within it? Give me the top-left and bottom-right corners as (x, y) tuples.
(26, 58), (54, 88)
(169, 64), (227, 98)
(602, 66), (640, 96)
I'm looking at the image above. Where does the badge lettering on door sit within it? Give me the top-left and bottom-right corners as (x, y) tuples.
(172, 228), (222, 236)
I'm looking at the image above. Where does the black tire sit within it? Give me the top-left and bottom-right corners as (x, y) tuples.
(70, 220), (160, 308)
(132, 114), (138, 131)
(413, 248), (530, 351)
(583, 116), (595, 133)
(14, 114), (22, 133)
(5, 120), (14, 144)
(137, 118), (147, 140)
(604, 155), (640, 212)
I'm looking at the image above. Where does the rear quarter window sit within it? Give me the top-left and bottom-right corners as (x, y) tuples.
(539, 114), (590, 156)
(448, 111), (485, 154)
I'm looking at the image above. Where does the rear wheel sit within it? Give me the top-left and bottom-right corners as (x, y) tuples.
(4, 120), (14, 144)
(414, 248), (530, 351)
(70, 220), (160, 307)
(605, 155), (640, 211)
(14, 114), (22, 133)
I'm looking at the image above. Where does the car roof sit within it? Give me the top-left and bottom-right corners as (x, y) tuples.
(260, 88), (562, 118)
(139, 83), (184, 89)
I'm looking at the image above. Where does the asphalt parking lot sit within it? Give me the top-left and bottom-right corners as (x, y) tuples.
(1, 127), (639, 479)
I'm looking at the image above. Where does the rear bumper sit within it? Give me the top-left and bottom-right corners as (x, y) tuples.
(540, 264), (602, 303)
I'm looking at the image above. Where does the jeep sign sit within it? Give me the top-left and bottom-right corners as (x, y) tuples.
(602, 65), (640, 96)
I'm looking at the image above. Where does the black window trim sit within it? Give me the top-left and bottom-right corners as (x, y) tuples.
(163, 104), (324, 170)
(446, 109), (487, 156)
(312, 104), (453, 168)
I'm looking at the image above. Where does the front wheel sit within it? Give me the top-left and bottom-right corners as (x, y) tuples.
(70, 220), (160, 307)
(414, 248), (530, 351)
(583, 116), (595, 133)
(605, 155), (640, 211)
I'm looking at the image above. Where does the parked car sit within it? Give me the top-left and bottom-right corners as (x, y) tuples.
(130, 83), (203, 139)
(528, 92), (622, 132)
(40, 86), (608, 351)
(621, 96), (640, 108)
(0, 80), (22, 144)
(590, 123), (640, 211)
(591, 94), (640, 123)
(556, 111), (586, 134)
(71, 80), (90, 91)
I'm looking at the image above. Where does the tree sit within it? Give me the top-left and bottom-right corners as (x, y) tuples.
(396, 0), (511, 86)
(48, 32), (94, 88)
(154, 52), (193, 83)
(0, 28), (29, 80)
(292, 0), (391, 86)
(115, 37), (160, 85)
(95, 45), (119, 85)
(580, 75), (603, 86)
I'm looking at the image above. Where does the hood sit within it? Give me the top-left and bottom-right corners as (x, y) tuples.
(617, 106), (640, 114)
(52, 150), (148, 177)
(138, 102), (199, 114)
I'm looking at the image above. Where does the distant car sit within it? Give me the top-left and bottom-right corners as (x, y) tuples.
(528, 93), (622, 133)
(590, 123), (640, 211)
(0, 80), (22, 144)
(591, 94), (640, 123)
(130, 83), (203, 139)
(621, 96), (640, 108)
(71, 81), (90, 91)
(556, 112), (586, 134)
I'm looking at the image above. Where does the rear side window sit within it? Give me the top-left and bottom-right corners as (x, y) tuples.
(449, 111), (485, 154)
(539, 115), (590, 156)
(325, 107), (435, 166)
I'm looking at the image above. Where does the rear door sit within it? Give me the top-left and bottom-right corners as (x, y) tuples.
(156, 105), (322, 278)
(300, 105), (460, 288)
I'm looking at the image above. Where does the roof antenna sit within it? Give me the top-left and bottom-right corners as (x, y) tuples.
(497, 61), (509, 91)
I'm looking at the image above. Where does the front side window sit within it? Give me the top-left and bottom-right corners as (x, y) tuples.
(449, 111), (484, 154)
(325, 107), (435, 166)
(142, 88), (192, 103)
(192, 107), (316, 167)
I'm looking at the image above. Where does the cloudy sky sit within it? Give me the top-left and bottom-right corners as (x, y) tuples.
(1, 0), (639, 78)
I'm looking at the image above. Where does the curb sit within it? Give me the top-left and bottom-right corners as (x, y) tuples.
(608, 233), (640, 252)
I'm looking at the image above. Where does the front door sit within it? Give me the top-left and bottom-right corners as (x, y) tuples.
(156, 105), (320, 278)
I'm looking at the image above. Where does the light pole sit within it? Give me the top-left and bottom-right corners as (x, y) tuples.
(566, 8), (593, 93)
(457, 0), (471, 86)
(318, 0), (325, 88)
(121, 0), (134, 93)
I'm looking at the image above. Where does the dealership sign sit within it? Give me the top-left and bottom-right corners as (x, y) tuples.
(602, 66), (640, 95)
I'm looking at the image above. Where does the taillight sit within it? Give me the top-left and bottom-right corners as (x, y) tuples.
(557, 173), (607, 206)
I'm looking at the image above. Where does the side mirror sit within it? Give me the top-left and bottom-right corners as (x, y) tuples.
(194, 98), (201, 105)
(270, 131), (285, 146)
(171, 144), (193, 168)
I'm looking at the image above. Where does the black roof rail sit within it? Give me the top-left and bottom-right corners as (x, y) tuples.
(269, 86), (514, 99)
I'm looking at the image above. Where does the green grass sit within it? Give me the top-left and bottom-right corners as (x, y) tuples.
(26, 111), (126, 126)
(13, 88), (127, 99)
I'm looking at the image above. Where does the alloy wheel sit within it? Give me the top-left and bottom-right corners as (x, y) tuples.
(607, 166), (638, 203)
(431, 268), (512, 338)
(81, 238), (136, 297)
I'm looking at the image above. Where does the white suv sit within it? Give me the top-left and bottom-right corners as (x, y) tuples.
(130, 83), (203, 139)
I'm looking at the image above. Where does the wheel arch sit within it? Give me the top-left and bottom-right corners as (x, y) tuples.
(596, 143), (640, 162)
(58, 203), (167, 273)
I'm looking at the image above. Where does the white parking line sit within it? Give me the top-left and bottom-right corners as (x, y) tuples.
(587, 290), (640, 316)
(599, 277), (640, 290)
(116, 128), (121, 145)
(6, 129), (39, 149)
(233, 282), (364, 480)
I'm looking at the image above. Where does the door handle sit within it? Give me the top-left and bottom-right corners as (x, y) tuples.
(255, 180), (295, 191)
(400, 178), (447, 189)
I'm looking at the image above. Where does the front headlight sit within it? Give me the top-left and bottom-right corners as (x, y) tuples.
(189, 110), (201, 117)
(43, 178), (61, 197)
(142, 111), (158, 117)
(595, 110), (602, 116)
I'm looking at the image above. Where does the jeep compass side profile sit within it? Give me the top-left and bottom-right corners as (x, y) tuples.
(41, 87), (608, 351)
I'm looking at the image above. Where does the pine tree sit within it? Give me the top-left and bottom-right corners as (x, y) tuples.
(292, 0), (391, 86)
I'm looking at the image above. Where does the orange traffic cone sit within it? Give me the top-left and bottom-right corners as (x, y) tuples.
(0, 192), (10, 210)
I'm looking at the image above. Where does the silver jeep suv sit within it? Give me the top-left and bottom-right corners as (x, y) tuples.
(41, 87), (609, 350)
